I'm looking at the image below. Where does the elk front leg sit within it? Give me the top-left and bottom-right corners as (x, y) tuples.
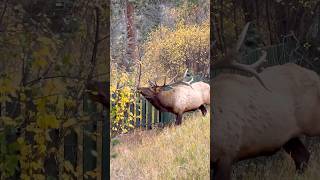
(199, 105), (207, 116)
(212, 158), (232, 180)
(283, 137), (310, 173)
(175, 113), (183, 125)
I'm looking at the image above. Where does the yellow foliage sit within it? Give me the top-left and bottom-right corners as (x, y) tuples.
(110, 69), (135, 137)
(141, 20), (209, 84)
(37, 114), (59, 129)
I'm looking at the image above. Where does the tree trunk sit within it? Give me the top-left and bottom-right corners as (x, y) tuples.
(274, 2), (287, 41)
(126, 0), (137, 70)
(241, 0), (254, 22)
(219, 0), (226, 53)
(266, 0), (273, 44)
(233, 0), (238, 37)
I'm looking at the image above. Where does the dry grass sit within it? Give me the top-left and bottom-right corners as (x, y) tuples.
(110, 112), (210, 180)
(110, 112), (320, 180)
(233, 137), (320, 180)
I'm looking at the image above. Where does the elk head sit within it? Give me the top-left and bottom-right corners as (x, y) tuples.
(212, 22), (270, 91)
(137, 68), (193, 99)
(136, 63), (194, 112)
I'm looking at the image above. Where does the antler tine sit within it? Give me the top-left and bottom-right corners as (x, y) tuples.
(250, 50), (267, 70)
(213, 51), (269, 91)
(235, 22), (251, 52)
(165, 69), (194, 88)
(161, 69), (173, 86)
(212, 22), (270, 91)
(186, 76), (193, 84)
(179, 76), (194, 87)
(148, 80), (155, 87)
(152, 75), (160, 87)
(149, 76), (159, 87)
(213, 22), (250, 68)
(166, 73), (179, 86)
(229, 61), (270, 91)
(183, 69), (188, 78)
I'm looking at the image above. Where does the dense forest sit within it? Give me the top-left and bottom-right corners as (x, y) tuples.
(212, 0), (320, 72)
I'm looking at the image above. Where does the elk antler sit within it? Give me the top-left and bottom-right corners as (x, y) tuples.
(164, 69), (193, 88)
(166, 73), (179, 86)
(148, 80), (157, 87)
(147, 69), (194, 89)
(183, 69), (194, 84)
(212, 22), (270, 91)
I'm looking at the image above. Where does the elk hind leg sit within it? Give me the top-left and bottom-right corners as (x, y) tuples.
(212, 158), (232, 180)
(175, 114), (183, 125)
(199, 105), (207, 116)
(283, 137), (310, 173)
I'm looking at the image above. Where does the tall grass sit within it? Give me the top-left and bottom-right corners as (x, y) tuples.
(110, 113), (210, 180)
(111, 112), (320, 180)
(233, 138), (320, 180)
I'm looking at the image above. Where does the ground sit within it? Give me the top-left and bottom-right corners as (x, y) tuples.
(110, 112), (320, 180)
(110, 112), (210, 180)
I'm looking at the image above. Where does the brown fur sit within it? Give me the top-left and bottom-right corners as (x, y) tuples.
(138, 81), (210, 125)
(211, 63), (320, 179)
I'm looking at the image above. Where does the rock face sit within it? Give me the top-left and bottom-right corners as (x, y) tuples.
(211, 63), (320, 180)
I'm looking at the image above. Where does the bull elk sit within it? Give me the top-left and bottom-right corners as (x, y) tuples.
(137, 68), (210, 125)
(211, 22), (318, 179)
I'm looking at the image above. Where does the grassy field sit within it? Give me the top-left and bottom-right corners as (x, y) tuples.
(110, 112), (210, 180)
(110, 112), (320, 180)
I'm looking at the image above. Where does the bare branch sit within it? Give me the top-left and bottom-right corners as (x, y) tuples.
(137, 61), (142, 88)
(26, 75), (82, 86)
(0, 0), (8, 28)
